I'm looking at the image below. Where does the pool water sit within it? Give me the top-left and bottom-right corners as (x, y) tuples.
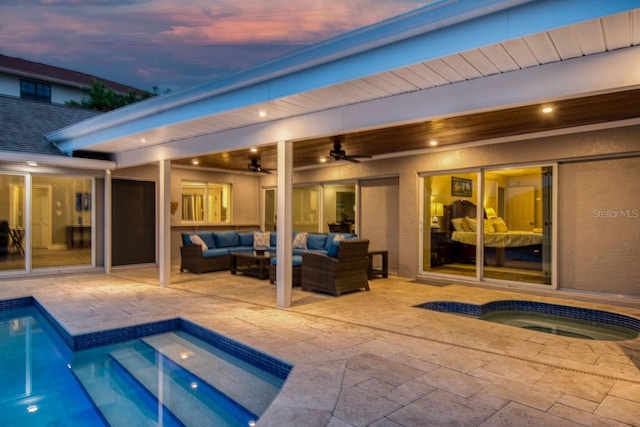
(416, 300), (640, 341)
(0, 305), (288, 426)
(480, 310), (638, 341)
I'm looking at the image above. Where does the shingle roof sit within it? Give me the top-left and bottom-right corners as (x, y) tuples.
(0, 54), (144, 94)
(0, 95), (101, 157)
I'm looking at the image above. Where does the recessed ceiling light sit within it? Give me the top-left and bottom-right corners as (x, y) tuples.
(26, 161), (38, 167)
(320, 157), (327, 163)
(429, 140), (438, 147)
(191, 159), (199, 165)
(259, 111), (266, 118)
(250, 148), (258, 153)
(140, 137), (146, 143)
(542, 106), (553, 114)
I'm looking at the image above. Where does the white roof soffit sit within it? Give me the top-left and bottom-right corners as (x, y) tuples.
(46, 0), (640, 157)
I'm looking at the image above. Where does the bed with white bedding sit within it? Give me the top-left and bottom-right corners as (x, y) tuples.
(451, 230), (543, 247)
(442, 199), (543, 265)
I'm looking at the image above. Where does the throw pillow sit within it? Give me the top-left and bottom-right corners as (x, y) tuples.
(292, 232), (308, 249)
(451, 218), (465, 231)
(253, 231), (271, 248)
(493, 217), (509, 232)
(189, 234), (208, 251)
(462, 216), (473, 231)
(463, 216), (478, 233)
(484, 219), (495, 233)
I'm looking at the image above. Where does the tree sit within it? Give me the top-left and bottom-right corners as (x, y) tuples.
(65, 80), (156, 112)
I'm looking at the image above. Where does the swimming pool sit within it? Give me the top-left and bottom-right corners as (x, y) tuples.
(0, 297), (292, 426)
(416, 300), (640, 341)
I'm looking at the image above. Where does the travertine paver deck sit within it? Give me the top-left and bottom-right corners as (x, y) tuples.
(0, 267), (638, 426)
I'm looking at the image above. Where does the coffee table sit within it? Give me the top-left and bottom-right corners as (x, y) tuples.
(230, 251), (272, 280)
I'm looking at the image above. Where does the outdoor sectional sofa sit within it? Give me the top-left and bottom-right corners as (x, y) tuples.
(180, 230), (356, 274)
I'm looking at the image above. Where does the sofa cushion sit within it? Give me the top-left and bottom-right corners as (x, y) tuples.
(306, 233), (327, 250)
(324, 233), (353, 251)
(213, 231), (240, 248)
(270, 232), (278, 247)
(270, 255), (303, 267)
(327, 234), (347, 257)
(195, 232), (216, 249)
(238, 232), (254, 246)
(201, 248), (230, 258)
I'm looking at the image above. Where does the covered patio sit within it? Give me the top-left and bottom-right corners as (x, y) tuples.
(41, 0), (640, 308)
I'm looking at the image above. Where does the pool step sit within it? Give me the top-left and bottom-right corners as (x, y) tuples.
(143, 331), (281, 416)
(109, 343), (247, 427)
(72, 355), (182, 427)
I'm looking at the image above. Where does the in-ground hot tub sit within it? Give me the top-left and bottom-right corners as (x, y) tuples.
(416, 300), (640, 341)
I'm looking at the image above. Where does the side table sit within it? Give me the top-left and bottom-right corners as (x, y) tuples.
(367, 250), (388, 279)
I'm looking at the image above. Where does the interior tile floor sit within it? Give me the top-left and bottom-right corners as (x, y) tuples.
(0, 267), (638, 426)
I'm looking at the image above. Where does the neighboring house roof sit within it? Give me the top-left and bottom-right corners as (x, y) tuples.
(0, 54), (144, 94)
(0, 95), (101, 157)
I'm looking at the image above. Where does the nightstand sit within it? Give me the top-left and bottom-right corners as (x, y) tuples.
(431, 231), (452, 265)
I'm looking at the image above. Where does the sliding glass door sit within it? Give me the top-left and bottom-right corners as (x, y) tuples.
(423, 172), (478, 279)
(483, 167), (552, 285)
(422, 165), (554, 286)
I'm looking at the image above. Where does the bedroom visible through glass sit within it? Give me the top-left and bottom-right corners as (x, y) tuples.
(483, 166), (551, 285)
(423, 172), (478, 279)
(422, 167), (552, 286)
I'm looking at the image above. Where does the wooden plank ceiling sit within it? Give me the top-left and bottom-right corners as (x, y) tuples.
(172, 89), (640, 173)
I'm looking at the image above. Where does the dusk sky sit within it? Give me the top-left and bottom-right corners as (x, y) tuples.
(1, 1), (434, 93)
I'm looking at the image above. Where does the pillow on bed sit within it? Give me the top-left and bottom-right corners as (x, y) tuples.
(465, 216), (477, 232)
(451, 218), (465, 231)
(492, 217), (509, 232)
(484, 219), (495, 233)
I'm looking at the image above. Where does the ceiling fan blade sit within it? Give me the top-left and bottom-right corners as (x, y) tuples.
(342, 157), (361, 163)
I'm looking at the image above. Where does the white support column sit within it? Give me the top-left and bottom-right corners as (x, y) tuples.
(24, 174), (32, 273)
(159, 160), (172, 286)
(104, 170), (112, 274)
(276, 140), (293, 308)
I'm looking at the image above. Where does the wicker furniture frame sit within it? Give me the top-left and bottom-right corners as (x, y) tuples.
(230, 251), (272, 280)
(301, 239), (370, 296)
(180, 244), (230, 274)
(269, 264), (302, 286)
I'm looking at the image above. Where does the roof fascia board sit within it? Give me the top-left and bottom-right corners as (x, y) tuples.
(0, 151), (115, 170)
(113, 45), (640, 169)
(48, 0), (639, 153)
(0, 67), (86, 89)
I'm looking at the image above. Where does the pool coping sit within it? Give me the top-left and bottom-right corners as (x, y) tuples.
(0, 296), (292, 380)
(415, 299), (640, 332)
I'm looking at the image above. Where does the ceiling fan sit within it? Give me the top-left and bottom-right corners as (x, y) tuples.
(329, 136), (372, 163)
(247, 157), (273, 174)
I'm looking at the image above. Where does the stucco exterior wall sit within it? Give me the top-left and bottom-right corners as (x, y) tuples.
(113, 164), (261, 264)
(559, 157), (639, 296)
(271, 125), (640, 294)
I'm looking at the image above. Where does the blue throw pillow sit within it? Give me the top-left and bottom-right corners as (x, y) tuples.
(270, 232), (277, 247)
